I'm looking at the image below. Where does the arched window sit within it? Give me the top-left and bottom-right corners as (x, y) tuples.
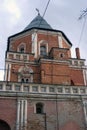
(39, 40), (48, 56)
(26, 78), (29, 83)
(19, 45), (24, 53)
(18, 43), (26, 53)
(36, 103), (44, 114)
(21, 78), (29, 83)
(21, 78), (25, 82)
(40, 45), (46, 56)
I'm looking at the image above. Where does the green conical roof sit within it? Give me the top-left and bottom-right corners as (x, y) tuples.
(24, 14), (52, 30)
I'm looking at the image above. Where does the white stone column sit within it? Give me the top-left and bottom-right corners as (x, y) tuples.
(83, 68), (87, 86)
(21, 100), (24, 129)
(16, 100), (21, 130)
(8, 64), (11, 81)
(82, 100), (87, 125)
(58, 35), (63, 48)
(16, 99), (27, 130)
(4, 64), (8, 81)
(24, 100), (27, 129)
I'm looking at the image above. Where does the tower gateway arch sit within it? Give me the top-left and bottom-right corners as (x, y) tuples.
(0, 120), (11, 130)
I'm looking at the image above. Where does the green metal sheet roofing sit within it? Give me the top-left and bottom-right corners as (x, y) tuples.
(24, 14), (52, 30)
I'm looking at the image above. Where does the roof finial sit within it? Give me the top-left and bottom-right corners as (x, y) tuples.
(36, 8), (40, 15)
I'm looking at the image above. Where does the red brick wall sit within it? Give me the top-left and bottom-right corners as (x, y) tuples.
(0, 96), (85, 130)
(61, 121), (80, 130)
(27, 99), (85, 130)
(70, 68), (84, 86)
(40, 62), (70, 85)
(49, 48), (69, 60)
(0, 98), (17, 129)
(10, 34), (32, 53)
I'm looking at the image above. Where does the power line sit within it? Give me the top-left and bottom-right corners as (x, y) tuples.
(42, 0), (51, 19)
(78, 18), (86, 47)
(37, 0), (51, 28)
(78, 8), (87, 47)
(78, 8), (87, 20)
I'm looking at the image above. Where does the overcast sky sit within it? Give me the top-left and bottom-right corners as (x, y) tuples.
(0, 0), (87, 80)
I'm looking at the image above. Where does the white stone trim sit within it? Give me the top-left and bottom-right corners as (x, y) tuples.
(32, 32), (37, 57)
(18, 66), (33, 82)
(1, 82), (87, 96)
(83, 100), (87, 124)
(4, 63), (8, 81)
(34, 103), (36, 113)
(83, 68), (87, 86)
(24, 100), (27, 126)
(16, 99), (27, 130)
(58, 35), (63, 48)
(8, 64), (11, 81)
(21, 100), (24, 128)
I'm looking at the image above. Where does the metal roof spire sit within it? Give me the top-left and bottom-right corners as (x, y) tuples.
(24, 11), (52, 30)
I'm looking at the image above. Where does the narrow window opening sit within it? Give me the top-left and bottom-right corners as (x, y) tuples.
(60, 53), (64, 58)
(36, 103), (43, 114)
(40, 45), (46, 56)
(71, 80), (74, 85)
(18, 44), (25, 53)
(20, 46), (24, 53)
(26, 79), (29, 83)
(21, 78), (24, 82)
(37, 107), (42, 113)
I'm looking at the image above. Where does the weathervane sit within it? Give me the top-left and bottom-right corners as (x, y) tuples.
(36, 8), (40, 15)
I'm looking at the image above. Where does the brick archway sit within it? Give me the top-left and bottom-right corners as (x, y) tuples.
(0, 120), (11, 130)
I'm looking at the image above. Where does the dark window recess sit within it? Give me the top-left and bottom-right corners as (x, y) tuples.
(0, 120), (11, 130)
(36, 103), (43, 114)
(21, 78), (24, 82)
(26, 79), (29, 83)
(60, 53), (64, 58)
(19, 46), (24, 53)
(71, 80), (74, 85)
(21, 78), (29, 83)
(20, 47), (24, 52)
(40, 46), (46, 56)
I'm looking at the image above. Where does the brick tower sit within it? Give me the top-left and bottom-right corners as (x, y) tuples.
(0, 14), (87, 130)
(5, 13), (86, 86)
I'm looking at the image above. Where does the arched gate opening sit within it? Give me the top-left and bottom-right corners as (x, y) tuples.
(0, 120), (11, 130)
